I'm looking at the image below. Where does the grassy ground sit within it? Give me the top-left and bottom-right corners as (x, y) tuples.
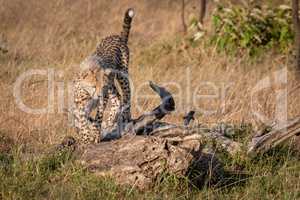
(0, 0), (300, 199)
(0, 137), (299, 199)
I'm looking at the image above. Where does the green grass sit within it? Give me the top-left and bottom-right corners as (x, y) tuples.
(0, 136), (299, 200)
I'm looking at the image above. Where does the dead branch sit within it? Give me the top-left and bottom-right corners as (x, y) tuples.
(248, 117), (300, 155)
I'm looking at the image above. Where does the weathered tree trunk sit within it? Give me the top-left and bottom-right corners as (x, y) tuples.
(78, 136), (191, 189)
(292, 0), (300, 69)
(76, 134), (225, 189)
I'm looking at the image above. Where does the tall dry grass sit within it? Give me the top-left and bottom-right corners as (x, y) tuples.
(0, 0), (299, 147)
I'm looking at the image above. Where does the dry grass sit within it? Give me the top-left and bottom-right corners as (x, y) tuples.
(0, 0), (300, 146)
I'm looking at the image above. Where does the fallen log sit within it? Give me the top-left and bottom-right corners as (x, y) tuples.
(71, 132), (225, 189)
(77, 135), (216, 190)
(248, 117), (300, 155)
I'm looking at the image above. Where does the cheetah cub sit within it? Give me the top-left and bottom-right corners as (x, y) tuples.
(73, 8), (135, 144)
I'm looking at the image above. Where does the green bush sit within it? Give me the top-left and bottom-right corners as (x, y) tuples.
(211, 4), (294, 57)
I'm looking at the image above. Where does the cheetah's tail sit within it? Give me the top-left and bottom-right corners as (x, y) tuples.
(120, 8), (134, 44)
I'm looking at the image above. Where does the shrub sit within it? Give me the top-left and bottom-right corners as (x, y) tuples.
(210, 4), (294, 57)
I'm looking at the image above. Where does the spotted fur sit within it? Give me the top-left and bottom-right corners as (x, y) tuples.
(73, 8), (134, 144)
